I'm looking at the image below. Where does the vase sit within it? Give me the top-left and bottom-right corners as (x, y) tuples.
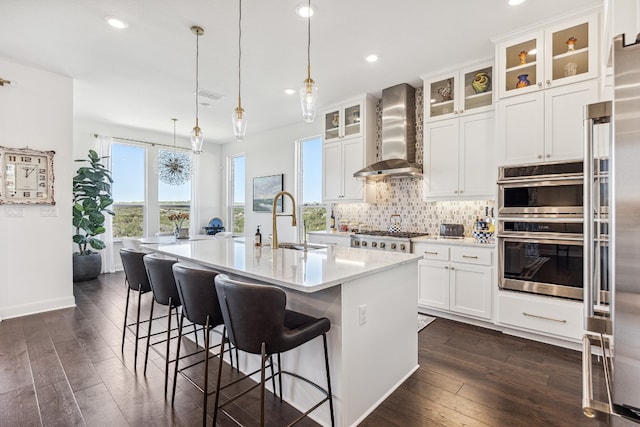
(472, 72), (490, 94)
(518, 50), (528, 65)
(437, 79), (452, 101)
(516, 74), (530, 88)
(566, 37), (577, 52)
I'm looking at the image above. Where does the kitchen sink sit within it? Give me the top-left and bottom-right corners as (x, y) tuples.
(276, 242), (327, 251)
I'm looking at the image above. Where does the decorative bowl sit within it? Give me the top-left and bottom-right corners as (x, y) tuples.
(472, 230), (494, 244)
(472, 72), (490, 94)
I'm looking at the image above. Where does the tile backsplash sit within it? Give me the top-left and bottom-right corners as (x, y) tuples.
(334, 86), (495, 236)
(333, 178), (495, 236)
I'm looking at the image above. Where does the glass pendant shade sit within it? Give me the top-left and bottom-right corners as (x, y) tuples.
(232, 106), (247, 141)
(300, 80), (318, 123)
(190, 126), (203, 153)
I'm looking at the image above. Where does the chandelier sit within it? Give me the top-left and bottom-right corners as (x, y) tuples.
(158, 118), (191, 185)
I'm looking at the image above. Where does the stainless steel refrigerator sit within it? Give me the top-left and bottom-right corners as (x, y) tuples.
(583, 34), (640, 425)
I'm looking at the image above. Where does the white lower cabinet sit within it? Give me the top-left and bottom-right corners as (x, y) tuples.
(416, 243), (493, 320)
(497, 291), (583, 341)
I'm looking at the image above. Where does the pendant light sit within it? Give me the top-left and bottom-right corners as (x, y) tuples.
(299, 0), (318, 123)
(158, 118), (192, 185)
(190, 25), (204, 153)
(232, 0), (248, 141)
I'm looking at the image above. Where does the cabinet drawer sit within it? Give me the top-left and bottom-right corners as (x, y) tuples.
(414, 243), (449, 261)
(450, 246), (492, 266)
(497, 292), (583, 340)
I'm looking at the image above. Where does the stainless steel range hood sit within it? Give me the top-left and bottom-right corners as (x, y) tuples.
(354, 83), (421, 180)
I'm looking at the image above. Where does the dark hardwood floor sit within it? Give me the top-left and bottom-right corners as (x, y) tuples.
(0, 271), (607, 426)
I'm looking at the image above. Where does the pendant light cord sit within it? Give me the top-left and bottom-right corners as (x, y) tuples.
(172, 118), (177, 151)
(238, 0), (242, 109)
(195, 30), (200, 128)
(306, 0), (311, 81)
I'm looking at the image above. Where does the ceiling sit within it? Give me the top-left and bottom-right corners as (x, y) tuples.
(0, 0), (599, 146)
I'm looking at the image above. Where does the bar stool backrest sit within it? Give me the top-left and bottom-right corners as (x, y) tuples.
(214, 274), (287, 355)
(143, 254), (180, 306)
(172, 263), (222, 328)
(120, 248), (152, 292)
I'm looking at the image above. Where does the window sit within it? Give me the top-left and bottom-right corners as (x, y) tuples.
(229, 154), (246, 234)
(111, 143), (146, 238)
(297, 136), (326, 238)
(158, 148), (191, 232)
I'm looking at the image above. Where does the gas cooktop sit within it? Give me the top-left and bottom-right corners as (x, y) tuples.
(354, 230), (429, 239)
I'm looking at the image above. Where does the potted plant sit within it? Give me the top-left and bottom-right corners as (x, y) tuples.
(72, 149), (114, 281)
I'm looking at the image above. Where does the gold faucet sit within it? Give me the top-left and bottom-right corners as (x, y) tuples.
(272, 191), (297, 249)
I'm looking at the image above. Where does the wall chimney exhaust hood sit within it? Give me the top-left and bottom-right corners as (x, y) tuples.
(354, 83), (421, 180)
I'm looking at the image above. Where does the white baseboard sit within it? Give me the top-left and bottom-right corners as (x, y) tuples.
(0, 295), (76, 320)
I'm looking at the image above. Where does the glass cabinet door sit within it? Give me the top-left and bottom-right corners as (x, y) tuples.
(547, 17), (594, 85)
(324, 108), (341, 141)
(343, 102), (362, 138)
(428, 75), (456, 119)
(462, 65), (493, 113)
(502, 33), (542, 97)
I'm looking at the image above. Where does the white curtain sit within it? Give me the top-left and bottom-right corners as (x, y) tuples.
(190, 153), (201, 237)
(96, 135), (116, 273)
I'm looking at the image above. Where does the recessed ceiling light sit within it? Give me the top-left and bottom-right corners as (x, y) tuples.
(365, 54), (379, 63)
(105, 16), (128, 29)
(507, 0), (526, 6)
(296, 4), (315, 18)
(284, 88), (296, 95)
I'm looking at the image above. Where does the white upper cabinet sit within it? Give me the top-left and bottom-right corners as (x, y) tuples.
(322, 95), (376, 203)
(496, 13), (599, 98)
(423, 62), (494, 122)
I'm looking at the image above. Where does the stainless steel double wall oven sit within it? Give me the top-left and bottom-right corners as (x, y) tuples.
(497, 161), (585, 300)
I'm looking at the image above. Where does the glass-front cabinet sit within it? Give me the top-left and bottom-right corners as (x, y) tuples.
(323, 100), (363, 142)
(423, 61), (493, 122)
(497, 13), (598, 98)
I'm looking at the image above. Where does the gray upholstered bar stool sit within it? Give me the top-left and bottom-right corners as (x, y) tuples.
(142, 253), (200, 397)
(119, 248), (157, 368)
(213, 274), (335, 427)
(171, 263), (236, 427)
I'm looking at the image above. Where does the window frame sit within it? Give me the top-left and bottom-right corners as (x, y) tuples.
(227, 153), (246, 236)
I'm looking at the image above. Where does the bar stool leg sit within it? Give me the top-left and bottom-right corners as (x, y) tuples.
(277, 353), (283, 403)
(143, 298), (156, 375)
(260, 342), (267, 427)
(171, 313), (185, 405)
(121, 287), (131, 353)
(163, 299), (174, 397)
(202, 316), (211, 427)
(134, 284), (143, 369)
(212, 326), (226, 427)
(323, 333), (335, 427)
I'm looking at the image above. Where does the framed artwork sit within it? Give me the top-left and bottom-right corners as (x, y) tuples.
(253, 174), (283, 212)
(0, 146), (55, 205)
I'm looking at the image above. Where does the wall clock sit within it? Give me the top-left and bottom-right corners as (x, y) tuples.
(0, 146), (55, 205)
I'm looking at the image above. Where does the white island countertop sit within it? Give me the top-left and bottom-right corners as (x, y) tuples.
(145, 238), (422, 293)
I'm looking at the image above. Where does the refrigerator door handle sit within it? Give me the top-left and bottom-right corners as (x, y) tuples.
(582, 333), (614, 423)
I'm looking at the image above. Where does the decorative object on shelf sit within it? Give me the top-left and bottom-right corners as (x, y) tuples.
(253, 174), (284, 212)
(232, 0), (247, 141)
(437, 79), (452, 101)
(564, 61), (578, 77)
(168, 211), (189, 239)
(158, 118), (191, 186)
(472, 230), (494, 244)
(352, 110), (360, 123)
(72, 149), (114, 281)
(190, 25), (204, 153)
(0, 146), (55, 205)
(471, 72), (491, 94)
(518, 50), (528, 65)
(516, 74), (531, 88)
(299, 0), (318, 122)
(331, 113), (339, 127)
(388, 214), (402, 233)
(566, 36), (577, 51)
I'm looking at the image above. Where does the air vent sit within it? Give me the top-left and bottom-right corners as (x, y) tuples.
(196, 88), (224, 101)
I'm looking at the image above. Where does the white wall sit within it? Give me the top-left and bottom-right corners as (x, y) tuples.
(222, 120), (322, 243)
(0, 57), (74, 320)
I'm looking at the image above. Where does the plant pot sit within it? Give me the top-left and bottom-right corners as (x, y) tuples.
(73, 253), (102, 282)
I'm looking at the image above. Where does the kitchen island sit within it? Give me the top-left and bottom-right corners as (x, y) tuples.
(146, 238), (421, 427)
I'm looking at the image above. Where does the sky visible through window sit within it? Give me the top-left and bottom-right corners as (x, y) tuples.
(111, 143), (190, 202)
(302, 137), (322, 204)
